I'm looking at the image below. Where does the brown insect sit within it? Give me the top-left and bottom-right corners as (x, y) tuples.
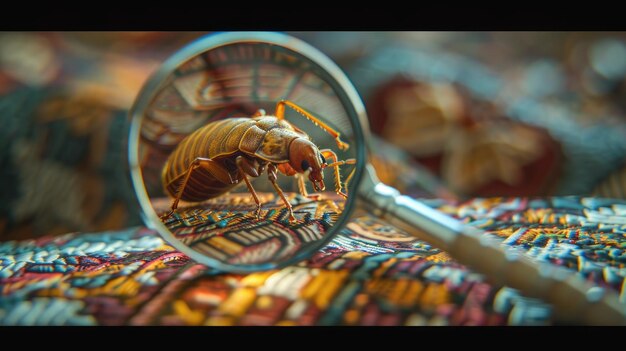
(160, 100), (356, 222)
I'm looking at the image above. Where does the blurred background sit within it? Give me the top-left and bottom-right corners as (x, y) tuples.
(2, 31), (626, 241)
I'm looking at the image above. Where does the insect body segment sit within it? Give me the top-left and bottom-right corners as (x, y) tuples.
(160, 100), (355, 223)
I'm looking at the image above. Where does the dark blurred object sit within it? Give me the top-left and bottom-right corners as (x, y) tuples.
(0, 32), (206, 240)
(367, 77), (562, 198)
(368, 136), (457, 200)
(0, 86), (141, 240)
(346, 37), (626, 198)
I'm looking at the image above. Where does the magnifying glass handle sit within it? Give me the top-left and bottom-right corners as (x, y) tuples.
(357, 164), (626, 325)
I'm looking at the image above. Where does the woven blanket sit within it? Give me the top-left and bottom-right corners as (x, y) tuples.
(2, 196), (624, 326)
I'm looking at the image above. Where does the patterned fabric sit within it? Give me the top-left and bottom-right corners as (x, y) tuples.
(2, 196), (624, 326)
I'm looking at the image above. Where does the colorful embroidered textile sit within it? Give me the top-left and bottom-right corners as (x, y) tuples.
(2, 196), (624, 325)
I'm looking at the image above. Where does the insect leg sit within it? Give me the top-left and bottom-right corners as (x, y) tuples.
(161, 157), (233, 220)
(295, 173), (323, 201)
(274, 100), (350, 151)
(236, 156), (263, 219)
(320, 149), (356, 199)
(296, 173), (309, 197)
(267, 163), (296, 222)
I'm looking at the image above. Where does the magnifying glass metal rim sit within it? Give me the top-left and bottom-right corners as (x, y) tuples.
(128, 31), (369, 273)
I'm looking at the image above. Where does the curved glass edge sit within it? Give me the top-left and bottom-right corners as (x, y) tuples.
(128, 31), (370, 273)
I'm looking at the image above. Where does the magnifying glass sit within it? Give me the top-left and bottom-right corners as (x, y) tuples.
(129, 31), (626, 325)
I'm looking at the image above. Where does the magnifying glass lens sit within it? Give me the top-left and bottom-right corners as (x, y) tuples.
(131, 33), (365, 271)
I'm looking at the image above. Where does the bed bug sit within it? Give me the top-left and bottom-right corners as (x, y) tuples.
(160, 100), (356, 222)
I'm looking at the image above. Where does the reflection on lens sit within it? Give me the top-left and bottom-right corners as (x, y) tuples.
(133, 36), (361, 268)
